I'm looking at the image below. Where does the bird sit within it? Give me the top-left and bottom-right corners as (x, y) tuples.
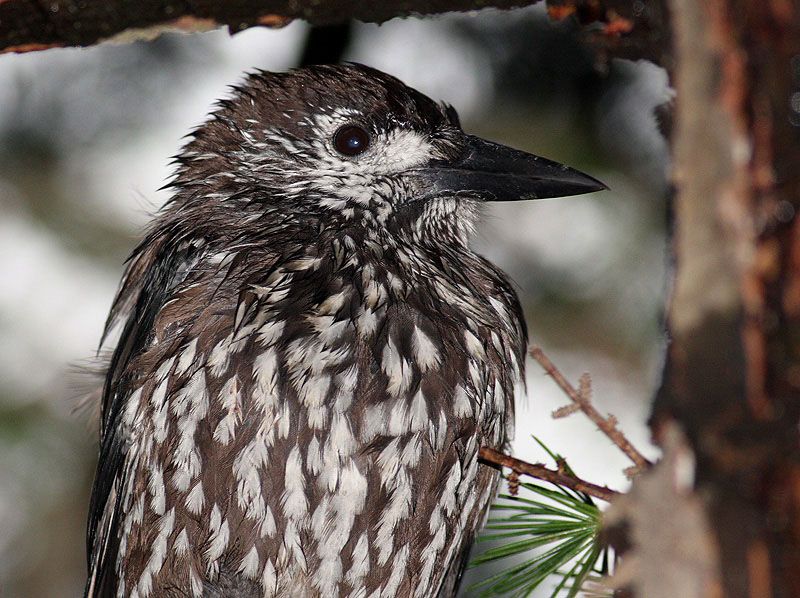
(84, 63), (605, 598)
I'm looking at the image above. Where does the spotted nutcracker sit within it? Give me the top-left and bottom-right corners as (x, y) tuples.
(85, 63), (605, 598)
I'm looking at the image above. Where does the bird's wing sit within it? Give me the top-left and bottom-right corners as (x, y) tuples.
(436, 468), (501, 598)
(85, 238), (202, 597)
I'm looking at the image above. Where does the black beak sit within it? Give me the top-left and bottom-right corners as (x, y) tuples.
(411, 134), (607, 202)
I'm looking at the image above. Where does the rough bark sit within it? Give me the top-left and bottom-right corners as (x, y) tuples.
(0, 0), (669, 61)
(651, 0), (800, 596)
(606, 424), (722, 598)
(0, 0), (526, 53)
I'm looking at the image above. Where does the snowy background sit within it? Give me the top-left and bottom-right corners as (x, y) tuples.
(0, 6), (669, 595)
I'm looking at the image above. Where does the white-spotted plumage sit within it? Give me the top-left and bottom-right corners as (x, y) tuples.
(85, 64), (528, 598)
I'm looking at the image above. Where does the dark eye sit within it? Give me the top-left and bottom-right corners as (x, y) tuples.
(333, 125), (370, 157)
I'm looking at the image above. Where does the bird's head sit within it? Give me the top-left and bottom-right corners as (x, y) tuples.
(169, 63), (605, 247)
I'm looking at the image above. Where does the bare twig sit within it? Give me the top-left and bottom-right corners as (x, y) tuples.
(529, 345), (652, 472)
(506, 469), (521, 496)
(479, 446), (621, 503)
(552, 403), (581, 418)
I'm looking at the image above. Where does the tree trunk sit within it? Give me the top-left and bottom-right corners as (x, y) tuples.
(649, 0), (800, 596)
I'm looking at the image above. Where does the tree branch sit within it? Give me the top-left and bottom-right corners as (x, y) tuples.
(478, 446), (621, 503)
(529, 345), (652, 472)
(0, 0), (671, 63)
(0, 0), (535, 54)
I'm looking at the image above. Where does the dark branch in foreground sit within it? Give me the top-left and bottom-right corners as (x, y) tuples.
(529, 345), (652, 473)
(0, 0), (670, 64)
(0, 0), (533, 54)
(478, 446), (621, 503)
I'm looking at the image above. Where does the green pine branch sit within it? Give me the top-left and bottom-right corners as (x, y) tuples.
(469, 438), (614, 597)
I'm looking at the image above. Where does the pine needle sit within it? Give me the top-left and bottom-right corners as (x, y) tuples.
(468, 439), (613, 597)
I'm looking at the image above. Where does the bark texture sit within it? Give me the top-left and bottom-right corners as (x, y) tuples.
(0, 0), (668, 59)
(606, 424), (721, 598)
(0, 0), (531, 53)
(653, 0), (800, 596)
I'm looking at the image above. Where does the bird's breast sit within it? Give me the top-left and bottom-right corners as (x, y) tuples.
(113, 250), (524, 597)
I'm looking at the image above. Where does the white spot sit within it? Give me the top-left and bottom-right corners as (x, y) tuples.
(468, 358), (485, 389)
(213, 375), (241, 445)
(262, 559), (277, 594)
(375, 466), (411, 566)
(356, 306), (380, 337)
(382, 337), (412, 397)
(205, 504), (230, 571)
(298, 373), (331, 411)
(277, 402), (291, 439)
(415, 525), (446, 597)
(435, 409), (449, 450)
(170, 369), (208, 491)
(186, 481), (205, 515)
(256, 320), (286, 347)
(307, 436), (322, 475)
(490, 330), (504, 354)
(208, 334), (233, 378)
(174, 528), (189, 557)
(131, 491), (145, 525)
(375, 128), (434, 174)
(155, 356), (175, 381)
(345, 532), (370, 587)
(252, 348), (279, 407)
(327, 413), (356, 458)
(452, 384), (473, 418)
(137, 508), (175, 597)
(408, 390), (428, 431)
(148, 464), (166, 515)
(361, 403), (387, 442)
(387, 390), (428, 435)
(463, 329), (486, 359)
(285, 256), (322, 271)
(151, 392), (170, 444)
(122, 387), (144, 428)
(238, 545), (261, 579)
(314, 317), (350, 346)
(281, 447), (308, 520)
(171, 368), (209, 417)
(260, 506), (277, 538)
(313, 460), (368, 595)
(364, 280), (386, 309)
(310, 495), (331, 542)
(488, 296), (507, 318)
(332, 366), (358, 413)
(382, 544), (410, 597)
(493, 378), (505, 410)
(189, 566), (203, 597)
(440, 463), (462, 518)
(401, 432), (423, 468)
(412, 326), (440, 371)
(234, 442), (267, 522)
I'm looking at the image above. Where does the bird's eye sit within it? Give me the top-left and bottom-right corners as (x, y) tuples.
(333, 125), (370, 157)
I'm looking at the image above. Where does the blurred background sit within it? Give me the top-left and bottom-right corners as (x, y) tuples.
(0, 5), (670, 596)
